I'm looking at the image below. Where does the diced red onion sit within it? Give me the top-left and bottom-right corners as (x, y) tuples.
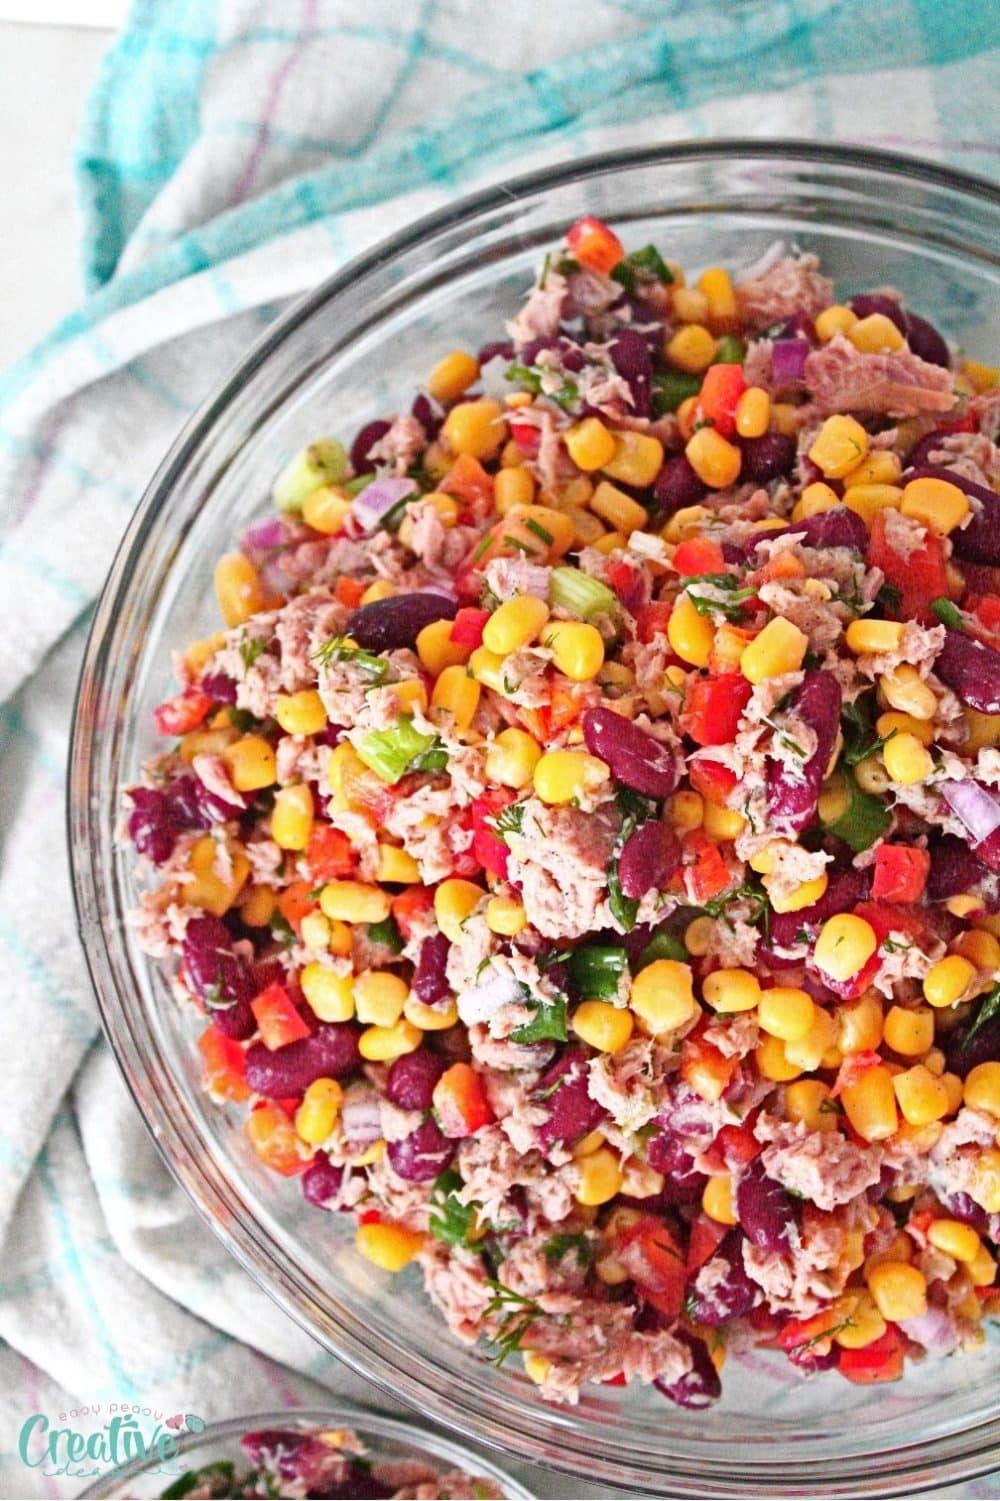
(350, 477), (417, 534)
(769, 338), (809, 385)
(244, 516), (292, 551)
(898, 1307), (961, 1355)
(941, 779), (1000, 843)
(456, 970), (525, 1027)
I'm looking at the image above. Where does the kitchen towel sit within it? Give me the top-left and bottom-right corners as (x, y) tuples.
(0, 1), (998, 1494)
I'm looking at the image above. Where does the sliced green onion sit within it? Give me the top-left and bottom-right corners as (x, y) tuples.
(550, 566), (618, 621)
(567, 944), (628, 999)
(272, 439), (347, 512)
(714, 335), (746, 365)
(367, 915), (404, 951)
(931, 597), (965, 630)
(509, 995), (568, 1044)
(357, 717), (438, 783)
(525, 518), (554, 545)
(652, 370), (701, 416)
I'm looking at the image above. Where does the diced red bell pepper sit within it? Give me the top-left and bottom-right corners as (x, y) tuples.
(432, 1062), (494, 1138)
(508, 418), (541, 458)
(471, 788), (516, 879)
(672, 537), (727, 576)
(971, 595), (1000, 641)
(153, 689), (214, 737)
(636, 600), (674, 644)
(390, 884), (435, 940)
(450, 607), (490, 648)
(601, 1372), (628, 1387)
(686, 1213), (729, 1273)
(682, 831), (732, 904)
(245, 1102), (308, 1177)
(778, 1307), (846, 1366)
(853, 900), (931, 950)
(333, 576), (366, 608)
(688, 759), (739, 804)
(714, 1121), (762, 1169)
(681, 1035), (739, 1103)
(681, 675), (753, 747)
(277, 880), (319, 934)
(605, 559), (648, 614)
(565, 215), (625, 276)
(251, 982), (312, 1051)
(305, 824), (356, 882)
(614, 1215), (686, 1320)
(868, 510), (955, 624)
(697, 363), (747, 439)
(441, 454), (494, 510)
(837, 1325), (905, 1384)
(871, 845), (931, 905)
(197, 1025), (251, 1102)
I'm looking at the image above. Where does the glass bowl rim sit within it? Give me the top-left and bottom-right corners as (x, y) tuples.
(69, 138), (1000, 1496)
(75, 1402), (535, 1499)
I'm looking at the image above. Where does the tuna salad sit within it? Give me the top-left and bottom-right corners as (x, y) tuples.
(126, 215), (1000, 1406)
(160, 1425), (503, 1498)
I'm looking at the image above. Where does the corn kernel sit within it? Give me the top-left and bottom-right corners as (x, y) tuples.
(968, 1243), (998, 1286)
(671, 790), (705, 833)
(404, 994), (458, 1031)
(853, 755), (892, 795)
(667, 593), (715, 668)
(879, 665), (937, 721)
(814, 304), (858, 342)
(415, 619), (468, 678)
(214, 552), (266, 627)
(603, 431), (665, 488)
(867, 1261), (928, 1321)
(299, 909), (332, 952)
(533, 749), (609, 806)
(375, 843), (421, 885)
(430, 664), (481, 732)
(842, 1064), (899, 1143)
(671, 286), (708, 324)
(848, 313), (906, 354)
(754, 1033), (803, 1082)
(494, 465), (535, 513)
(483, 595), (549, 656)
(702, 1174), (738, 1225)
(222, 734), (277, 792)
(442, 398), (505, 460)
(702, 801), (746, 841)
(271, 783), (314, 851)
(698, 266), (738, 328)
(572, 1000), (634, 1053)
(356, 1221), (423, 1271)
(970, 1149), (1000, 1214)
(301, 962), (355, 1022)
(662, 504), (710, 542)
(792, 481), (839, 521)
(354, 970), (410, 1027)
(684, 914), (713, 954)
(240, 883), (278, 928)
(924, 955), (976, 1009)
(685, 426), (742, 489)
(770, 403), (801, 438)
(961, 359), (1000, 394)
(630, 960), (699, 1036)
(784, 1006), (839, 1072)
(758, 987), (816, 1043)
(845, 619), (905, 655)
(326, 741), (368, 811)
(275, 689), (328, 737)
(486, 894), (527, 936)
(302, 485), (352, 534)
(675, 395), (700, 442)
(485, 726), (542, 789)
(785, 1079), (837, 1132)
(843, 483), (904, 527)
(814, 914), (878, 982)
(703, 968), (761, 1014)
(574, 1146), (623, 1206)
(434, 878), (485, 943)
(740, 617), (809, 685)
(179, 725), (239, 763)
(882, 1005), (935, 1058)
(544, 621), (605, 682)
(468, 646), (506, 692)
(876, 711), (934, 747)
(590, 479), (648, 534)
(965, 1062), (1000, 1118)
(882, 731), (934, 791)
(522, 1351), (552, 1385)
(734, 386), (771, 439)
(843, 450), (903, 488)
(927, 1218), (981, 1264)
(667, 323), (718, 373)
(359, 579), (397, 605)
(900, 476), (970, 536)
(183, 836), (250, 916)
(593, 529), (628, 555)
(838, 993), (885, 1053)
(359, 1018), (422, 1062)
(320, 880), (392, 925)
(765, 871), (829, 915)
(426, 349), (479, 403)
(295, 1078), (343, 1145)
(953, 929), (1000, 971)
(892, 1065), (950, 1126)
(559, 415), (614, 473)
(808, 415), (870, 479)
(834, 1291), (887, 1350)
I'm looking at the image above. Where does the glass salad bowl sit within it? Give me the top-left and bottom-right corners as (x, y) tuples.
(69, 142), (1000, 1496)
(77, 1404), (533, 1499)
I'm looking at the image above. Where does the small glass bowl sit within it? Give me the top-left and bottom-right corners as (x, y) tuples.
(76, 1405), (533, 1499)
(70, 142), (1000, 1496)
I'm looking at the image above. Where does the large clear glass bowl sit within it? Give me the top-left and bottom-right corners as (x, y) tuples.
(77, 1405), (532, 1499)
(69, 142), (1000, 1496)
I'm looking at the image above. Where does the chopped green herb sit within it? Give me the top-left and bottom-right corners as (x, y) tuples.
(684, 573), (757, 621)
(269, 912), (297, 949)
(161, 1462), (237, 1500)
(409, 740), (449, 774)
(954, 980), (1000, 1056)
(312, 634), (390, 682)
(876, 582), (902, 617)
(238, 633), (268, 670)
(543, 1231), (594, 1268)
(429, 1167), (479, 1249)
(841, 695), (896, 767)
(504, 361), (579, 411)
(567, 943), (629, 999)
(343, 472), (376, 496)
(494, 799), (528, 841)
(714, 335), (746, 365)
(822, 772), (892, 853)
(367, 915), (404, 951)
(503, 534), (535, 554)
(484, 1280), (545, 1366)
(931, 597), (966, 630)
(634, 928), (689, 970)
(510, 995), (568, 1045)
(202, 980), (228, 1012)
(227, 705), (259, 733)
(607, 862), (639, 932)
(610, 244), (672, 292)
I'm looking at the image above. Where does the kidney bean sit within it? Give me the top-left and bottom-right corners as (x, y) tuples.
(905, 465), (1000, 565)
(939, 1190), (989, 1231)
(582, 707), (680, 798)
(350, 420), (391, 474)
(610, 328), (653, 419)
(686, 1230), (759, 1326)
(386, 1049), (447, 1111)
(654, 455), (707, 514)
(906, 313), (950, 368)
(535, 1047), (607, 1149)
(926, 835), (1000, 912)
(245, 1023), (362, 1097)
(618, 820), (681, 900)
(412, 931), (451, 1006)
(345, 592), (458, 652)
(410, 392), (443, 440)
(127, 788), (175, 864)
(768, 867), (870, 950)
(301, 1152), (346, 1209)
(645, 1130), (706, 1202)
(200, 671), (237, 705)
(478, 339), (514, 367)
(182, 915), (256, 1007)
(740, 432), (796, 484)
(386, 1116), (455, 1182)
(749, 505), (868, 557)
(766, 671), (842, 833)
(736, 1159), (798, 1252)
(655, 1329), (722, 1409)
(935, 629), (1000, 714)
